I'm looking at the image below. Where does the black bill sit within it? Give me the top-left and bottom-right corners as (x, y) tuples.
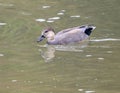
(37, 35), (45, 42)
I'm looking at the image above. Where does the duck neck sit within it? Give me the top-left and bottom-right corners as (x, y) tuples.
(47, 37), (54, 41)
(47, 37), (55, 44)
(46, 31), (55, 42)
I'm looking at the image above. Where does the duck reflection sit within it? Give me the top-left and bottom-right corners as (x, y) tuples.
(38, 45), (55, 62)
(38, 41), (89, 62)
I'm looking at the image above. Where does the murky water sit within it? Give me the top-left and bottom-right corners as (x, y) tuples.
(0, 0), (120, 93)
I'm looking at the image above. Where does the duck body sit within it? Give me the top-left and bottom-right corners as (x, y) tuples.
(37, 25), (96, 45)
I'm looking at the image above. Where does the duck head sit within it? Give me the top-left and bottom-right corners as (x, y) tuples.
(37, 27), (55, 42)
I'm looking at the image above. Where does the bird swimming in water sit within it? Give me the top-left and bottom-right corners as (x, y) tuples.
(37, 25), (96, 45)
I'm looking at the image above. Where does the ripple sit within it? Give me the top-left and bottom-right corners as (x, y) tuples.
(57, 12), (64, 15)
(90, 38), (120, 42)
(46, 20), (54, 23)
(98, 57), (104, 60)
(107, 51), (113, 53)
(101, 12), (105, 15)
(0, 3), (14, 7)
(70, 15), (80, 18)
(35, 18), (46, 22)
(11, 80), (17, 82)
(20, 11), (32, 15)
(86, 55), (92, 57)
(0, 53), (4, 57)
(42, 5), (51, 9)
(39, 81), (44, 84)
(48, 17), (60, 20)
(61, 10), (66, 12)
(57, 10), (66, 15)
(47, 17), (60, 23)
(85, 16), (90, 19)
(85, 91), (95, 93)
(78, 89), (84, 91)
(0, 23), (7, 26)
(54, 45), (84, 52)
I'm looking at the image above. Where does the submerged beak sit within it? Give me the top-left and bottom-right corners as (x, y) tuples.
(37, 35), (45, 42)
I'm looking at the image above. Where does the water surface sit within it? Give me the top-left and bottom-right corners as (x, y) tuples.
(0, 0), (120, 93)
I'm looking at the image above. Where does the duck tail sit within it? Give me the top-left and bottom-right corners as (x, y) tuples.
(84, 25), (96, 36)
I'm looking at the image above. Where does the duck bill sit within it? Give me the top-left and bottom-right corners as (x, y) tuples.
(37, 35), (45, 42)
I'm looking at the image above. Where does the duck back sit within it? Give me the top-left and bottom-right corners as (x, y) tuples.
(47, 28), (89, 45)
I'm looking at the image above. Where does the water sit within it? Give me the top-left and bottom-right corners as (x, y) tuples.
(0, 0), (120, 93)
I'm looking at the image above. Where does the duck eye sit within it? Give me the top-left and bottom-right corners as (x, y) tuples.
(45, 30), (48, 33)
(42, 35), (45, 38)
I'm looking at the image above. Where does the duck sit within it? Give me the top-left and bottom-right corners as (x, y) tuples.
(37, 25), (96, 45)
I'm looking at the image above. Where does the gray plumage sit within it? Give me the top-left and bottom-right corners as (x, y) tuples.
(37, 25), (96, 45)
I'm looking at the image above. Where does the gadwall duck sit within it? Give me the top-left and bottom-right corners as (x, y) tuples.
(37, 25), (96, 45)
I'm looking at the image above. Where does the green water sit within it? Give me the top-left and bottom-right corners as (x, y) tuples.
(0, 0), (120, 93)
